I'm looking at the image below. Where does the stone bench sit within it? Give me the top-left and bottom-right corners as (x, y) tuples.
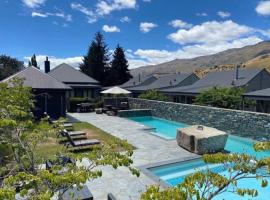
(177, 125), (228, 155)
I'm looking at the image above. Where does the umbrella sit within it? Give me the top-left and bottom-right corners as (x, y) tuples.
(101, 87), (131, 108)
(101, 86), (131, 94)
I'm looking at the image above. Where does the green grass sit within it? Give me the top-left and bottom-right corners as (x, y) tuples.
(35, 122), (134, 159)
(72, 122), (135, 151)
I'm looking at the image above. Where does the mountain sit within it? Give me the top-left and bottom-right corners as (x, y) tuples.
(131, 41), (270, 77)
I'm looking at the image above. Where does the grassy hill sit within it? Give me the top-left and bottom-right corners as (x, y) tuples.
(131, 41), (270, 77)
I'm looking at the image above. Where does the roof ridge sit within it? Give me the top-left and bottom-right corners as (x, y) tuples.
(1, 66), (32, 82)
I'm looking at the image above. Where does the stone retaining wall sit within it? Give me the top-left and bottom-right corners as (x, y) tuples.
(118, 109), (152, 118)
(128, 98), (270, 141)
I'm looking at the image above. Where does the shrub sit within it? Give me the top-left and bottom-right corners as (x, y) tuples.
(138, 90), (169, 102)
(194, 87), (254, 109)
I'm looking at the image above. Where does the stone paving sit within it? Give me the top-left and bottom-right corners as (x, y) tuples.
(68, 113), (198, 200)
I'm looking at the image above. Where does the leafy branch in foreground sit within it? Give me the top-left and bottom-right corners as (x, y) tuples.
(0, 78), (139, 200)
(141, 148), (270, 200)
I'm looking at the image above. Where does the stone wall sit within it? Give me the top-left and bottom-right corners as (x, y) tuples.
(118, 109), (152, 118)
(129, 98), (270, 141)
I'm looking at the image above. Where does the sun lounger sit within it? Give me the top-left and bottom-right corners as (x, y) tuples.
(108, 193), (117, 200)
(66, 133), (100, 148)
(61, 185), (93, 200)
(63, 123), (73, 128)
(63, 130), (86, 137)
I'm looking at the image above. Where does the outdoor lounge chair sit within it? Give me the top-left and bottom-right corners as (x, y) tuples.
(63, 123), (73, 128)
(61, 185), (93, 200)
(45, 155), (76, 170)
(66, 133), (100, 148)
(60, 129), (86, 137)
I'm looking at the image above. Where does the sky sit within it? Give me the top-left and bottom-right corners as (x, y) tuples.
(1, 0), (270, 70)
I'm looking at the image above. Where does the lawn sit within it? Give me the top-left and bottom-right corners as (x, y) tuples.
(36, 121), (134, 159)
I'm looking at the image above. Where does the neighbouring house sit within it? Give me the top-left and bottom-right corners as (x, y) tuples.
(162, 68), (270, 104)
(1, 66), (71, 119)
(128, 73), (199, 97)
(47, 61), (101, 100)
(243, 88), (270, 113)
(119, 73), (159, 89)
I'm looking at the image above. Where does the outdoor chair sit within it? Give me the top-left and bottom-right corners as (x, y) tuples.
(63, 123), (73, 128)
(120, 102), (129, 110)
(45, 155), (76, 171)
(108, 193), (117, 200)
(66, 133), (100, 148)
(61, 185), (93, 200)
(60, 129), (86, 137)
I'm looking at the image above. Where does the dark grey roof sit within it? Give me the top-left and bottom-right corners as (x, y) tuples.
(162, 68), (263, 94)
(129, 73), (195, 91)
(120, 74), (157, 88)
(1, 66), (70, 90)
(244, 88), (270, 98)
(68, 83), (101, 88)
(48, 63), (100, 85)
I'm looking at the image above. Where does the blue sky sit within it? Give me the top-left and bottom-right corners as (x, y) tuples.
(1, 0), (270, 69)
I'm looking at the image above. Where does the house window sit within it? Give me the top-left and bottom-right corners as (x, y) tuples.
(74, 89), (84, 98)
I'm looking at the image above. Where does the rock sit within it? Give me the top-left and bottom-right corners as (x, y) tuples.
(177, 125), (228, 155)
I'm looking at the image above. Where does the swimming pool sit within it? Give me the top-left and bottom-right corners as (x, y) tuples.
(127, 116), (188, 139)
(148, 136), (270, 200)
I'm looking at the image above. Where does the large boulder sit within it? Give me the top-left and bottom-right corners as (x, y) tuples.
(177, 125), (228, 155)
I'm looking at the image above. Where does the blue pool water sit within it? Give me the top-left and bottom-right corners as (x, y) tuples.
(128, 116), (188, 139)
(149, 136), (270, 200)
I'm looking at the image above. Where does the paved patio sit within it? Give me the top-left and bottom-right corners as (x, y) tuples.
(68, 113), (198, 200)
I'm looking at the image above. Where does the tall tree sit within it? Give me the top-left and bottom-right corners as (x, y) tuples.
(0, 55), (22, 80)
(80, 32), (109, 85)
(29, 54), (38, 68)
(106, 44), (132, 86)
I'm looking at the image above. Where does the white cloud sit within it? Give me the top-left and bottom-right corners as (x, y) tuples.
(168, 20), (252, 45)
(217, 11), (231, 18)
(256, 1), (270, 16)
(24, 55), (82, 70)
(196, 12), (208, 17)
(130, 36), (262, 67)
(96, 0), (137, 16)
(22, 0), (46, 8)
(71, 1), (136, 23)
(31, 11), (72, 22)
(169, 19), (193, 29)
(102, 25), (120, 32)
(32, 11), (47, 17)
(140, 22), (157, 33)
(142, 0), (151, 2)
(71, 3), (97, 23)
(120, 16), (131, 23)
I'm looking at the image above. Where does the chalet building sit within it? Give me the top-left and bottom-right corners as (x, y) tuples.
(128, 73), (199, 97)
(120, 74), (159, 89)
(47, 61), (101, 100)
(243, 88), (270, 113)
(162, 68), (270, 104)
(1, 66), (70, 119)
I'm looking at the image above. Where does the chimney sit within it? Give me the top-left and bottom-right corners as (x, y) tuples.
(235, 64), (240, 80)
(44, 57), (50, 73)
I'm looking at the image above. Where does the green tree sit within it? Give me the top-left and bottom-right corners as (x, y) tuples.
(0, 78), (139, 199)
(0, 55), (22, 80)
(80, 32), (109, 85)
(195, 87), (253, 109)
(141, 145), (270, 200)
(106, 44), (132, 86)
(28, 54), (38, 68)
(139, 90), (169, 101)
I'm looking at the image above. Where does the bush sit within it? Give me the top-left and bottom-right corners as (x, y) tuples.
(138, 90), (169, 101)
(69, 97), (92, 112)
(194, 87), (254, 109)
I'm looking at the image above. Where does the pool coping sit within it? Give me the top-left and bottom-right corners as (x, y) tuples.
(137, 155), (201, 188)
